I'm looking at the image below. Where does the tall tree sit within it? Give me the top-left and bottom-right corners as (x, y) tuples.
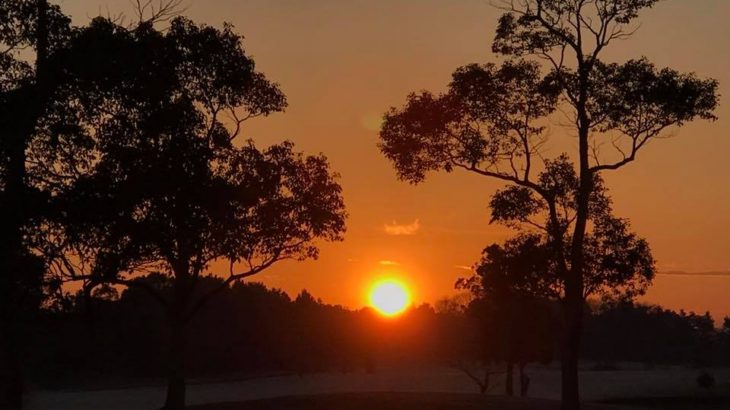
(0, 1), (71, 407)
(379, 2), (718, 408)
(29, 15), (346, 410)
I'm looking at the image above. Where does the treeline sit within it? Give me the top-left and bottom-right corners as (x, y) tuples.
(583, 301), (727, 367)
(25, 276), (462, 387)
(21, 277), (730, 388)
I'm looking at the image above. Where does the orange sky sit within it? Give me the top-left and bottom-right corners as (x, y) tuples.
(63, 1), (730, 319)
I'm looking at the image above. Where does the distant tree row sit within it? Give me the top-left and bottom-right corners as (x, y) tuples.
(21, 279), (730, 395)
(24, 278), (461, 386)
(583, 301), (726, 368)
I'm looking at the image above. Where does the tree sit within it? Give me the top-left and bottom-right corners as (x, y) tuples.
(379, 2), (718, 408)
(457, 236), (555, 397)
(1, 3), (185, 407)
(30, 16), (346, 410)
(0, 1), (72, 407)
(457, 185), (654, 395)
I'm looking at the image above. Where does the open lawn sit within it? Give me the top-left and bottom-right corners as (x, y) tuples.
(26, 365), (730, 410)
(189, 392), (622, 410)
(603, 396), (730, 410)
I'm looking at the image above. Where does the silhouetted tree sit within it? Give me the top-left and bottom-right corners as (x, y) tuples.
(379, 2), (718, 407)
(434, 295), (497, 395)
(0, 1), (72, 407)
(458, 236), (554, 397)
(31, 16), (346, 410)
(1, 3), (180, 406)
(458, 198), (654, 395)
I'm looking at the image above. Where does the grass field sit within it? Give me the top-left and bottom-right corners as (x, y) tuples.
(189, 392), (622, 410)
(26, 365), (730, 410)
(602, 395), (730, 410)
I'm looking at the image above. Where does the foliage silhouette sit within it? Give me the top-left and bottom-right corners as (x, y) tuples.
(378, 1), (719, 408)
(582, 301), (721, 367)
(0, 1), (72, 407)
(457, 236), (555, 397)
(21, 281), (730, 397)
(28, 15), (347, 410)
(27, 278), (472, 385)
(1, 4), (346, 409)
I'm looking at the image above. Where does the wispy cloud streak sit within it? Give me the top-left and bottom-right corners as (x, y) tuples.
(384, 219), (420, 236)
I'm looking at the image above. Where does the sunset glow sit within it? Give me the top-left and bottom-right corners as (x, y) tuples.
(5, 1), (730, 409)
(55, 0), (730, 322)
(369, 279), (411, 316)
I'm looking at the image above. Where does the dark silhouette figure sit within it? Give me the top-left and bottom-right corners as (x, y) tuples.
(378, 1), (719, 408)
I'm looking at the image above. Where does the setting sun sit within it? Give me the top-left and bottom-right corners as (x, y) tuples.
(368, 279), (411, 316)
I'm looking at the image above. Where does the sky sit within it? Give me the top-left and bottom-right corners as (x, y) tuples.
(60, 0), (730, 319)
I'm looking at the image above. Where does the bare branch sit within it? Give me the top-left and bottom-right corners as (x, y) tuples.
(132, 0), (187, 26)
(589, 130), (654, 172)
(226, 107), (259, 142)
(453, 360), (501, 394)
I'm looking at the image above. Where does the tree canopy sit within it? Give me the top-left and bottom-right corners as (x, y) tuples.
(1, 9), (347, 409)
(27, 16), (346, 314)
(379, 1), (718, 408)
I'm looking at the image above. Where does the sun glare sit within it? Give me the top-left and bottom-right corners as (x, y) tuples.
(369, 279), (411, 317)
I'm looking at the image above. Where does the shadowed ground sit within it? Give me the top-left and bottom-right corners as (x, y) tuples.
(26, 365), (730, 410)
(188, 392), (623, 410)
(602, 396), (730, 410)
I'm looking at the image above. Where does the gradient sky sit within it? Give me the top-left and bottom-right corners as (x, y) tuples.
(62, 0), (730, 319)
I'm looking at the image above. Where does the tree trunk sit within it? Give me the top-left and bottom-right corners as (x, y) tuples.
(480, 371), (489, 394)
(163, 267), (193, 410)
(561, 294), (584, 410)
(560, 57), (592, 410)
(0, 3), (49, 406)
(0, 325), (23, 410)
(560, 327), (580, 410)
(0, 151), (26, 409)
(519, 363), (529, 397)
(163, 317), (186, 410)
(0, 69), (29, 410)
(505, 361), (514, 397)
(0, 95), (29, 410)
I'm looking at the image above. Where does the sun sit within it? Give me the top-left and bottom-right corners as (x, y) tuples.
(368, 279), (411, 317)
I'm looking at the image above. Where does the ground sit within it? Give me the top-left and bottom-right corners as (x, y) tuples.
(26, 364), (730, 410)
(189, 392), (621, 410)
(603, 396), (730, 410)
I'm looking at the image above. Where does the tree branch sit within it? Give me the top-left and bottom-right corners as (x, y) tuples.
(183, 252), (283, 322)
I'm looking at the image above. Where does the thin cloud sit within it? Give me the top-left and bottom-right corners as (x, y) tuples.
(454, 265), (473, 271)
(379, 260), (400, 266)
(384, 219), (420, 236)
(658, 271), (730, 277)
